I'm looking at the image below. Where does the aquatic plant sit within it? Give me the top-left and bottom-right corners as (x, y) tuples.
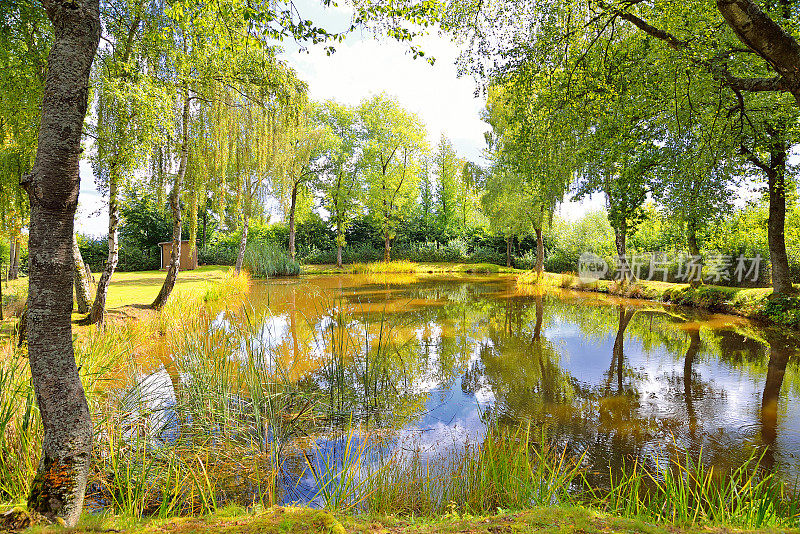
(367, 423), (584, 516)
(244, 242), (301, 278)
(594, 448), (798, 528)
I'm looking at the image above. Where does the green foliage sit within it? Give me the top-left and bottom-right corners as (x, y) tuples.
(119, 191), (175, 266)
(359, 94), (427, 257)
(761, 296), (800, 329)
(243, 242), (301, 277)
(595, 450), (796, 528)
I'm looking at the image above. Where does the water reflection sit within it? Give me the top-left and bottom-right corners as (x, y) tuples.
(142, 274), (800, 500)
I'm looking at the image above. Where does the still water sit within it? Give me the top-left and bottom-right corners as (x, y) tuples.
(238, 274), (800, 482)
(132, 273), (800, 507)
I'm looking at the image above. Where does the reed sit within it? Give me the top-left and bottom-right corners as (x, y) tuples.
(244, 242), (301, 278)
(367, 423), (584, 516)
(591, 448), (798, 528)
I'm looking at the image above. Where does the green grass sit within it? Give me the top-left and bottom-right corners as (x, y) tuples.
(11, 504), (799, 533)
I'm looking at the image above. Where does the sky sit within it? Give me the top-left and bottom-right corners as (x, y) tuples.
(74, 5), (604, 237)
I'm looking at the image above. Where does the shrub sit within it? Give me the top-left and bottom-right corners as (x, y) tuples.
(243, 242), (301, 277)
(78, 235), (109, 271)
(199, 245), (238, 266)
(118, 245), (159, 272)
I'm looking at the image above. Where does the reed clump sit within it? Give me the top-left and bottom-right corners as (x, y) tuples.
(244, 242), (301, 278)
(367, 423), (583, 516)
(593, 449), (798, 528)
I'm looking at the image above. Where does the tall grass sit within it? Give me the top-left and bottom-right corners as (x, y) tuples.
(594, 448), (798, 528)
(367, 423), (584, 516)
(244, 242), (301, 278)
(351, 260), (417, 274)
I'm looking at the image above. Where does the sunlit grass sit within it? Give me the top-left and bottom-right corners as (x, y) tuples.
(351, 260), (418, 274)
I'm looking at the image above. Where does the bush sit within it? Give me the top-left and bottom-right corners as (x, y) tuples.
(118, 246), (159, 272)
(78, 235), (109, 272)
(200, 245), (238, 266)
(243, 242), (301, 278)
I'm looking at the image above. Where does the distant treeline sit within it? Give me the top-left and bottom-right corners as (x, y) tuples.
(77, 192), (799, 288)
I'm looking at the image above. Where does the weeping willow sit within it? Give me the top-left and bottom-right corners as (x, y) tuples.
(183, 57), (308, 261)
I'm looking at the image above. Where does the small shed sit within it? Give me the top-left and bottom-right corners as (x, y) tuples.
(158, 240), (198, 270)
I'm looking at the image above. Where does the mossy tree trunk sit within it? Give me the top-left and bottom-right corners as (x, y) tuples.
(23, 0), (100, 526)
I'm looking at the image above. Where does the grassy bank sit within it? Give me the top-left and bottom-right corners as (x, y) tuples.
(8, 505), (797, 534)
(0, 266), (237, 337)
(306, 261), (519, 275)
(518, 271), (800, 329)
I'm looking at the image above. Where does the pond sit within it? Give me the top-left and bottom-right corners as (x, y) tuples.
(133, 273), (800, 509)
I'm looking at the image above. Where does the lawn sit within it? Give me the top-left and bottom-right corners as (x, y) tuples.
(11, 505), (797, 534)
(0, 266), (234, 338)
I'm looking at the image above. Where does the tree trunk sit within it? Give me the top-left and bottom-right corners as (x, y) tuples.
(337, 243), (343, 269)
(86, 174), (119, 324)
(72, 234), (92, 314)
(384, 229), (391, 262)
(201, 203), (207, 250)
(288, 182), (298, 260)
(614, 227), (635, 281)
(8, 238), (18, 280)
(686, 217), (702, 288)
(151, 86), (189, 310)
(610, 305), (634, 392)
(235, 218), (248, 275)
(535, 227), (544, 275)
(767, 166), (793, 295)
(683, 329), (701, 436)
(506, 235), (511, 268)
(23, 0), (100, 525)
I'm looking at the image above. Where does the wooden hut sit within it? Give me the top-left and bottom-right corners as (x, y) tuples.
(158, 240), (198, 270)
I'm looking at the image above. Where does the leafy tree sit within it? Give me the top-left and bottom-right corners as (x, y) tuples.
(359, 95), (427, 262)
(446, 0), (800, 292)
(483, 66), (575, 275)
(17, 0), (432, 521)
(274, 104), (334, 259)
(315, 101), (364, 268)
(0, 0), (47, 279)
(432, 135), (464, 242)
(481, 165), (533, 267)
(86, 0), (170, 323)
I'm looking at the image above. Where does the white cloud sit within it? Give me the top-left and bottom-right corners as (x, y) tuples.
(280, 33), (489, 162)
